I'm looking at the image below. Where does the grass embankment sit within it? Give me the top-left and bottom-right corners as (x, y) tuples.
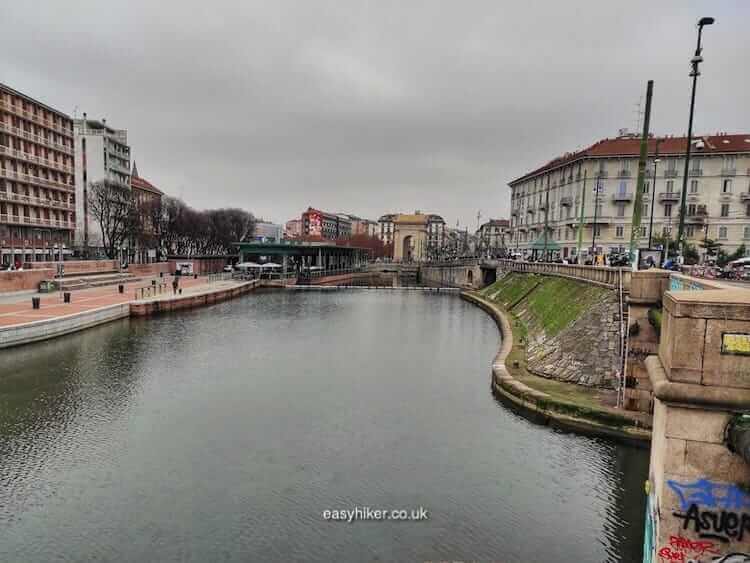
(478, 273), (651, 433)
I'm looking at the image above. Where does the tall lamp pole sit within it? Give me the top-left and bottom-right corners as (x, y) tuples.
(648, 148), (661, 249)
(676, 16), (715, 251)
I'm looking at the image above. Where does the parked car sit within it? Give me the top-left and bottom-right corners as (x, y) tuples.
(223, 265), (234, 273)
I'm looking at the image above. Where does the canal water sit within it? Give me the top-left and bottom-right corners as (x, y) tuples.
(0, 290), (648, 562)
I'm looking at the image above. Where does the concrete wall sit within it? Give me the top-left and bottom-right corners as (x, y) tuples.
(644, 287), (750, 563)
(421, 263), (483, 289)
(130, 280), (258, 316)
(0, 303), (130, 349)
(168, 257), (228, 275)
(25, 259), (118, 275)
(126, 262), (170, 277)
(0, 269), (54, 292)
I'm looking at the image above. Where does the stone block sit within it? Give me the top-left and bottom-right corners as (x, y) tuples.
(701, 318), (750, 389)
(659, 314), (705, 384)
(664, 406), (730, 444)
(682, 440), (750, 483)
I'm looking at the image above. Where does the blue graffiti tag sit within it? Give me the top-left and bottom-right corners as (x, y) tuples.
(667, 479), (750, 512)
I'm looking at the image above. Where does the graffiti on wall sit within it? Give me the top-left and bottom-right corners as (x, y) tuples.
(656, 479), (750, 562)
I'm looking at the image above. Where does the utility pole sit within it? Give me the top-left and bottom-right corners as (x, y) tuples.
(543, 175), (551, 261)
(591, 179), (601, 258)
(576, 169), (588, 261)
(629, 80), (654, 266)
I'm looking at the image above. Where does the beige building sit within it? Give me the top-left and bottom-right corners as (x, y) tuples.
(476, 219), (510, 256)
(508, 132), (750, 260)
(0, 83), (76, 267)
(391, 211), (446, 262)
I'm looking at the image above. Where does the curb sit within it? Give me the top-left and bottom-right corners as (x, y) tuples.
(461, 290), (651, 446)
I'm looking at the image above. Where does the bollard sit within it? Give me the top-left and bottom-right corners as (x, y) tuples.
(152, 279), (157, 286)
(118, 284), (124, 294)
(179, 288), (182, 295)
(63, 292), (71, 303)
(32, 297), (40, 309)
(194, 274), (198, 280)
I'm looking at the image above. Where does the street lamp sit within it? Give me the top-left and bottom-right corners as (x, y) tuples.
(676, 16), (715, 251)
(648, 156), (660, 249)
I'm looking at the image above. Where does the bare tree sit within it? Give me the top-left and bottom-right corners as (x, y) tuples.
(87, 181), (133, 259)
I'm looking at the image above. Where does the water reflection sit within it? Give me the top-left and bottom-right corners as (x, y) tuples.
(0, 290), (647, 562)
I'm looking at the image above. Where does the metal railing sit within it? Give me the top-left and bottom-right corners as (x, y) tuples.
(0, 214), (74, 229)
(134, 282), (167, 300)
(0, 121), (73, 154)
(617, 268), (627, 409)
(0, 167), (74, 191)
(0, 190), (74, 210)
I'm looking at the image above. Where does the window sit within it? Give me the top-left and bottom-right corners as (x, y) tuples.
(744, 226), (750, 240)
(686, 226), (695, 238)
(640, 226), (647, 237)
(747, 204), (750, 217)
(688, 204), (696, 216)
(643, 180), (650, 194)
(615, 225), (624, 238)
(664, 204), (672, 217)
(594, 225), (601, 236)
(598, 160), (606, 172)
(690, 180), (699, 193)
(666, 180), (674, 193)
(723, 179), (732, 193)
(719, 226), (728, 240)
(616, 204), (625, 217)
(667, 158), (677, 171)
(721, 204), (730, 217)
(691, 157), (701, 172)
(643, 203), (649, 216)
(724, 155), (737, 171)
(618, 181), (627, 195)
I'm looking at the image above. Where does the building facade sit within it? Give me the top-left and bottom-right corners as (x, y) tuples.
(129, 162), (163, 263)
(391, 211), (447, 262)
(508, 132), (750, 260)
(476, 219), (510, 256)
(378, 213), (396, 246)
(284, 218), (302, 239)
(73, 116), (131, 254)
(301, 207), (351, 240)
(0, 83), (76, 267)
(254, 221), (283, 243)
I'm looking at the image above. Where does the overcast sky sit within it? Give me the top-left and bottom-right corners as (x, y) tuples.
(4, 1), (749, 228)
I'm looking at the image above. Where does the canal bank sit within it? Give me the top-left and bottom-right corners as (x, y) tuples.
(461, 290), (651, 445)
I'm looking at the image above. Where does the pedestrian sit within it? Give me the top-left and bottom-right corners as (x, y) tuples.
(172, 276), (179, 295)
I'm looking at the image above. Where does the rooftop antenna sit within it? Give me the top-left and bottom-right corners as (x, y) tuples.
(634, 95), (645, 133)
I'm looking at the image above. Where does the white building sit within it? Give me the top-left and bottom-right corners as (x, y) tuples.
(508, 132), (750, 261)
(254, 221), (283, 243)
(73, 116), (131, 253)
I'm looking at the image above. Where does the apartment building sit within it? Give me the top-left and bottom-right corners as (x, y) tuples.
(508, 132), (750, 260)
(378, 213), (396, 246)
(0, 83), (76, 267)
(73, 115), (131, 253)
(301, 207), (352, 240)
(129, 162), (163, 263)
(476, 219), (510, 255)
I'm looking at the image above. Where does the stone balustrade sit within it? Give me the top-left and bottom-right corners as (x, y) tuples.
(497, 259), (631, 291)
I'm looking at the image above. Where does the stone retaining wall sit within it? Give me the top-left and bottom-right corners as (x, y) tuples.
(25, 260), (118, 275)
(130, 280), (259, 316)
(420, 263), (483, 289)
(0, 269), (55, 292)
(0, 303), (131, 349)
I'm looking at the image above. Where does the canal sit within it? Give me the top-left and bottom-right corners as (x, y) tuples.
(0, 290), (648, 562)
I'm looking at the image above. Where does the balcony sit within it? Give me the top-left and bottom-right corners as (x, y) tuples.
(0, 100), (72, 137)
(0, 190), (74, 211)
(688, 168), (703, 177)
(617, 170), (632, 178)
(612, 192), (633, 203)
(560, 196), (573, 207)
(0, 122), (73, 155)
(740, 192), (750, 202)
(510, 209), (518, 217)
(0, 167), (74, 192)
(0, 214), (75, 230)
(665, 169), (678, 178)
(686, 213), (707, 225)
(659, 192), (680, 202)
(0, 145), (74, 174)
(721, 168), (737, 177)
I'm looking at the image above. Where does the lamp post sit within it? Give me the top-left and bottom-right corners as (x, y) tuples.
(676, 16), (715, 251)
(648, 154), (660, 249)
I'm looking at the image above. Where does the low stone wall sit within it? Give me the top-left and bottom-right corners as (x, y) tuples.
(25, 260), (118, 275)
(126, 262), (170, 277)
(0, 303), (131, 349)
(420, 263), (483, 289)
(130, 280), (259, 316)
(0, 269), (55, 292)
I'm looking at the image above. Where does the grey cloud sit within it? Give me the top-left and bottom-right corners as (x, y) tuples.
(3, 0), (749, 226)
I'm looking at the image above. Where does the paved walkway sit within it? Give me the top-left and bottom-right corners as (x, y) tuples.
(0, 275), (209, 327)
